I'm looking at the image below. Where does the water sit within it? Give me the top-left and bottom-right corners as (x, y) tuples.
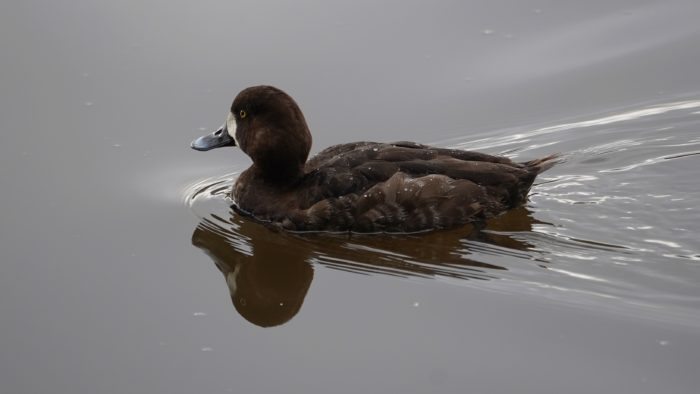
(187, 97), (700, 327)
(2, 1), (700, 393)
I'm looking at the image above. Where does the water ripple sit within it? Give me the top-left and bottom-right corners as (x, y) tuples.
(183, 96), (700, 325)
(449, 99), (700, 154)
(600, 150), (700, 173)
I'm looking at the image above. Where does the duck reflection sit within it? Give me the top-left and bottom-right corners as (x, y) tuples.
(191, 206), (543, 327)
(192, 217), (313, 327)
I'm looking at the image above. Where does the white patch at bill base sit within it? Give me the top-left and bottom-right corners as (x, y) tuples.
(226, 112), (239, 146)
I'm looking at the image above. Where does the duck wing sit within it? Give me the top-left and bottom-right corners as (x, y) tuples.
(286, 142), (557, 232)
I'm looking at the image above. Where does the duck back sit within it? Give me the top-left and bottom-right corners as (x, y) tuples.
(234, 141), (558, 233)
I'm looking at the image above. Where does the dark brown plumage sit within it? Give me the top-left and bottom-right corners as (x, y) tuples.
(192, 86), (559, 233)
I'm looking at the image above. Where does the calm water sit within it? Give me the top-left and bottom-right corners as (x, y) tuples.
(2, 1), (700, 393)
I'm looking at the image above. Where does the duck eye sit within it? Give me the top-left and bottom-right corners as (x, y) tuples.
(239, 110), (247, 119)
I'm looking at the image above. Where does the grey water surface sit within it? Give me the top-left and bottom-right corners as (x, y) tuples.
(2, 1), (700, 393)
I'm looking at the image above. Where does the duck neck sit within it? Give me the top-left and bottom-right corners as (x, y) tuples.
(251, 159), (306, 185)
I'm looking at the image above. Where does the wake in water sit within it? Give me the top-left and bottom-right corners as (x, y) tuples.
(184, 97), (700, 327)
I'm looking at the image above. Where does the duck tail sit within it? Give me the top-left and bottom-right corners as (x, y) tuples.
(523, 153), (561, 174)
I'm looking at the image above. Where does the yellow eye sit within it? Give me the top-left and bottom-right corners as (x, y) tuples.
(239, 110), (247, 119)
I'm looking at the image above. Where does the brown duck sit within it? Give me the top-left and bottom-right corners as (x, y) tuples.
(192, 86), (558, 233)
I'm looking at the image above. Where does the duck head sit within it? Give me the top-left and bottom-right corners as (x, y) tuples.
(192, 86), (312, 180)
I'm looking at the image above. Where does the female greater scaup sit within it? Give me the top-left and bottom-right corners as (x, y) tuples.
(191, 85), (558, 233)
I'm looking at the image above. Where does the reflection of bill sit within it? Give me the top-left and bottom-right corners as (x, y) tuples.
(191, 207), (543, 327)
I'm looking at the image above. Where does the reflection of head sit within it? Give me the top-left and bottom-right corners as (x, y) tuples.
(228, 245), (312, 327)
(192, 217), (313, 327)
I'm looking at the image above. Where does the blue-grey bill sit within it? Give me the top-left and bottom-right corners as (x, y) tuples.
(191, 126), (235, 151)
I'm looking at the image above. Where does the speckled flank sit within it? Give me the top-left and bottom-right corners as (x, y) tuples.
(267, 143), (558, 232)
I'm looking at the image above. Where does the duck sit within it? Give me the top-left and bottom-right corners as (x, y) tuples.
(191, 85), (558, 233)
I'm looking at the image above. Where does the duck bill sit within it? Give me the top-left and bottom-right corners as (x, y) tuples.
(191, 124), (236, 151)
